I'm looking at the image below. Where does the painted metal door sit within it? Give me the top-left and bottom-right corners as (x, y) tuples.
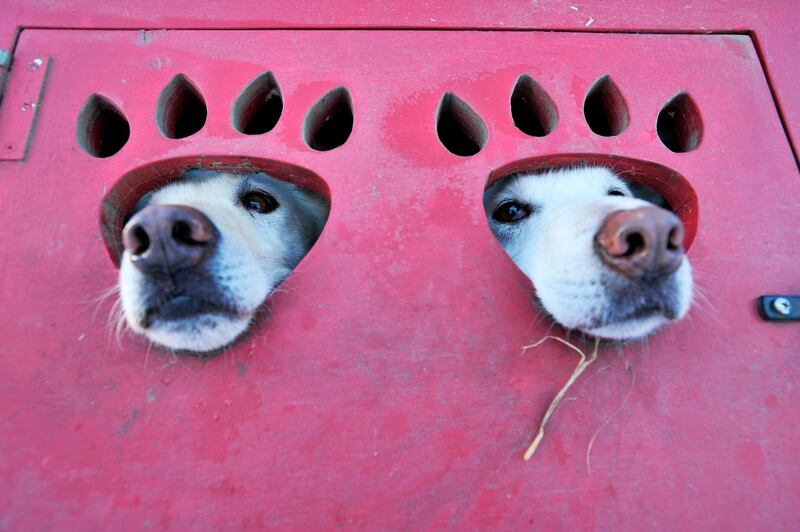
(0, 29), (798, 529)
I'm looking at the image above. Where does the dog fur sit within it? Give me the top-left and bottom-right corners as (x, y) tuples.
(118, 170), (329, 355)
(483, 166), (693, 341)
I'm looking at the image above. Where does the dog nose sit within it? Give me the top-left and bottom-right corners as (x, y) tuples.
(122, 204), (217, 273)
(595, 206), (685, 279)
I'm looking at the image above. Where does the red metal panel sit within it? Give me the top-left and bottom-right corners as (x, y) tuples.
(0, 29), (798, 529)
(0, 1), (797, 159)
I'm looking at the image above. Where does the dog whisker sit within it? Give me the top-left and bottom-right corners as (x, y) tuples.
(85, 283), (122, 322)
(686, 285), (724, 327)
(143, 341), (153, 371)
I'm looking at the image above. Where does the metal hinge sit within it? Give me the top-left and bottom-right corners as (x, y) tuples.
(0, 49), (12, 104)
(0, 49), (50, 161)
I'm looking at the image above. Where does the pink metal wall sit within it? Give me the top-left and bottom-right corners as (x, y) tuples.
(1, 1), (798, 160)
(0, 25), (798, 530)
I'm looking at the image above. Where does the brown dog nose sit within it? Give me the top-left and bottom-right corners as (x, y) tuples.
(122, 204), (216, 273)
(595, 206), (685, 279)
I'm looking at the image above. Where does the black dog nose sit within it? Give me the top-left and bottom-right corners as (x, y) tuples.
(595, 206), (684, 279)
(122, 204), (216, 273)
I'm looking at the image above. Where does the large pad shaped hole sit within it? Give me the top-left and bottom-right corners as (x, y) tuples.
(99, 156), (332, 267)
(436, 92), (488, 156)
(485, 154), (699, 250)
(657, 92), (703, 153)
(511, 75), (558, 137)
(77, 94), (130, 158)
(583, 75), (629, 137)
(156, 74), (207, 139)
(232, 72), (283, 135)
(303, 86), (354, 151)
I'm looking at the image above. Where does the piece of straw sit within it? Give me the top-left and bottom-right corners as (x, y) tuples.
(521, 336), (600, 461)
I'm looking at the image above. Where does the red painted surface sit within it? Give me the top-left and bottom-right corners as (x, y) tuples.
(1, 1), (798, 161)
(0, 26), (798, 530)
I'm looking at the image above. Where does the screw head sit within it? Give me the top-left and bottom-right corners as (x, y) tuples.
(26, 58), (43, 71)
(772, 297), (792, 316)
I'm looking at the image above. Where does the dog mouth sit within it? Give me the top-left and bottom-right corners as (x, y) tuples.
(596, 272), (683, 324)
(581, 296), (681, 341)
(142, 293), (241, 328)
(615, 301), (676, 322)
(568, 273), (686, 340)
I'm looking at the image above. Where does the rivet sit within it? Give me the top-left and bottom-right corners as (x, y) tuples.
(772, 297), (792, 316)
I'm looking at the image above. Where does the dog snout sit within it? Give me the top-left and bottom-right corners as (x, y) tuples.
(122, 204), (217, 273)
(595, 206), (684, 279)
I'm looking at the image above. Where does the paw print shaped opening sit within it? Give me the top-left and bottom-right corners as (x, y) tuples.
(76, 72), (355, 158)
(433, 72), (703, 159)
(76, 69), (350, 356)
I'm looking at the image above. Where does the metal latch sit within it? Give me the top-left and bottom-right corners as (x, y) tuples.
(757, 295), (800, 322)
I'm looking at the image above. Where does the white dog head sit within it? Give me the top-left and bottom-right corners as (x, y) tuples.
(118, 170), (329, 355)
(484, 166), (692, 341)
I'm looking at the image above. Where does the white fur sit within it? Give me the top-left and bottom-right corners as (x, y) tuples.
(119, 172), (327, 354)
(484, 166), (693, 341)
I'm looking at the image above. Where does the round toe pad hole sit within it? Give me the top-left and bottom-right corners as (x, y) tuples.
(436, 92), (488, 157)
(303, 86), (354, 151)
(232, 71), (283, 135)
(77, 94), (130, 158)
(511, 75), (558, 137)
(657, 92), (703, 153)
(156, 74), (208, 139)
(583, 75), (629, 137)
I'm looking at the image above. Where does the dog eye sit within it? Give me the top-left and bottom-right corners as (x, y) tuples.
(492, 201), (531, 223)
(242, 191), (279, 214)
(608, 188), (626, 197)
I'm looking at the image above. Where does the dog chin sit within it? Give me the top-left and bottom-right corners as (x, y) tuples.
(142, 312), (254, 355)
(584, 314), (670, 341)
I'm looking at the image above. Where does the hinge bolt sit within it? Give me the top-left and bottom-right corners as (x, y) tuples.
(26, 58), (43, 71)
(772, 297), (792, 316)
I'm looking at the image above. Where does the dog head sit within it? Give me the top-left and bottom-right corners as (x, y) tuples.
(484, 166), (693, 341)
(118, 170), (329, 355)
